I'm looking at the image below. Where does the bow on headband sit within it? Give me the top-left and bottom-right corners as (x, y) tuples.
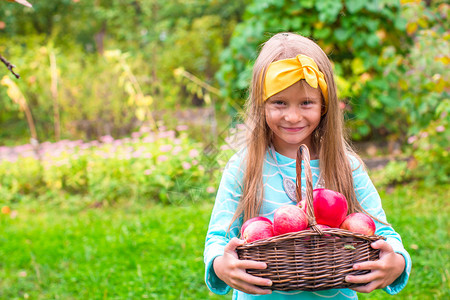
(263, 54), (328, 114)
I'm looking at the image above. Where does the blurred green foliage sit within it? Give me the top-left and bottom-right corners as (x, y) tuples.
(0, 0), (448, 184)
(0, 128), (233, 206)
(0, 0), (248, 141)
(381, 1), (449, 184)
(217, 0), (448, 184)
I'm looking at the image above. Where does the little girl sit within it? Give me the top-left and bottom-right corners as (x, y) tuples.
(204, 33), (411, 299)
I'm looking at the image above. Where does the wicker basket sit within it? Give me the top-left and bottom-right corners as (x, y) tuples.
(236, 144), (384, 291)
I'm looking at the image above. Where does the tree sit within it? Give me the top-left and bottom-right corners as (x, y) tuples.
(0, 0), (33, 78)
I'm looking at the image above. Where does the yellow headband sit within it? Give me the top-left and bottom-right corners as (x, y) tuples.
(263, 54), (328, 113)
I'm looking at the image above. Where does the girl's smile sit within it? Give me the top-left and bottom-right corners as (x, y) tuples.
(281, 126), (305, 132)
(265, 80), (323, 158)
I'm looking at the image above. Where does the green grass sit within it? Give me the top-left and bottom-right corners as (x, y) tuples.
(0, 201), (223, 299)
(0, 182), (448, 299)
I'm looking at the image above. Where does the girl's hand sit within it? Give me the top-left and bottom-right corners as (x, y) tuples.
(345, 240), (406, 293)
(213, 237), (272, 295)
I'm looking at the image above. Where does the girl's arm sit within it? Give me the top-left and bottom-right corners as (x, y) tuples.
(346, 159), (412, 294)
(204, 151), (271, 295)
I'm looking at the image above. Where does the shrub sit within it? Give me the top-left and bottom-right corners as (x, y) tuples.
(0, 126), (232, 206)
(382, 1), (449, 184)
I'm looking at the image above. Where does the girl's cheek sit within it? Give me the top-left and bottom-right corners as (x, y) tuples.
(273, 106), (286, 114)
(266, 108), (282, 118)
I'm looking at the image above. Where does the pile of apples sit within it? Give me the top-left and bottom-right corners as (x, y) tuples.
(241, 188), (376, 243)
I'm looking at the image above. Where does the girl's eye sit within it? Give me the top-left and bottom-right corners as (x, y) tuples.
(272, 100), (285, 106)
(302, 100), (314, 106)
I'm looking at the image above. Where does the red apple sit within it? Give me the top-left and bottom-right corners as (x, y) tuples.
(240, 216), (272, 238)
(296, 197), (307, 213)
(273, 205), (309, 235)
(242, 220), (274, 243)
(313, 188), (348, 228)
(340, 212), (376, 236)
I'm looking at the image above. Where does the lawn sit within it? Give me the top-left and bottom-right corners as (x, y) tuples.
(0, 201), (223, 299)
(0, 182), (448, 299)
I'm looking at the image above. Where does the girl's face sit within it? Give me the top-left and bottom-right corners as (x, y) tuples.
(265, 80), (322, 159)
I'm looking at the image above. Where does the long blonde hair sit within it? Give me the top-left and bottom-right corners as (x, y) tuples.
(231, 32), (381, 226)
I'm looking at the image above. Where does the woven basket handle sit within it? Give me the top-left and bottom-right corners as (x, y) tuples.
(296, 144), (322, 234)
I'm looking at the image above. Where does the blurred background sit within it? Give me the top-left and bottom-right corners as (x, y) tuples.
(0, 0), (448, 299)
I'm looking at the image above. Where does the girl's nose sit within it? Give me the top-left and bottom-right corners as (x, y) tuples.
(284, 106), (302, 123)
